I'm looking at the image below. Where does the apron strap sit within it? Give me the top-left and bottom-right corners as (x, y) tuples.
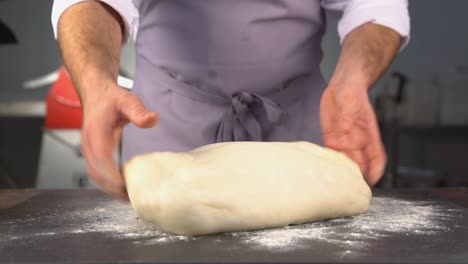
(144, 59), (317, 142)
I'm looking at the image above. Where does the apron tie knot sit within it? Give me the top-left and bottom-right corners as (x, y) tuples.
(216, 91), (286, 142)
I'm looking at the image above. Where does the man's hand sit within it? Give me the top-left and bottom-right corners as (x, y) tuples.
(56, 2), (159, 198)
(81, 81), (158, 199)
(321, 23), (402, 185)
(320, 84), (385, 185)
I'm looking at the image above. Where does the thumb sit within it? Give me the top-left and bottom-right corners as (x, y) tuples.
(119, 93), (159, 128)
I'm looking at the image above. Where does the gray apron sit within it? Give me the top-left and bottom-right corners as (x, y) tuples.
(122, 0), (327, 162)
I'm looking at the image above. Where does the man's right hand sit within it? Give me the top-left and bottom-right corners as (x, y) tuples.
(80, 80), (158, 200)
(55, 1), (158, 198)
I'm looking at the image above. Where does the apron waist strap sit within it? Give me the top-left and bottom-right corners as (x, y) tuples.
(140, 57), (320, 142)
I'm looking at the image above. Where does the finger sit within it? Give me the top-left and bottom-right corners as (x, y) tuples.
(337, 112), (357, 133)
(81, 131), (122, 198)
(365, 138), (386, 186)
(80, 137), (101, 185)
(344, 150), (369, 178)
(119, 93), (159, 128)
(112, 127), (130, 201)
(85, 119), (127, 199)
(81, 133), (126, 199)
(326, 129), (368, 151)
(363, 105), (387, 186)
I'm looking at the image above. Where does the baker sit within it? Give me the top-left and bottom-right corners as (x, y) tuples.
(52, 0), (410, 199)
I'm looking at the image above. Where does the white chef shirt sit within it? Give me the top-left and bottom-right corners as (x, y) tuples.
(51, 0), (410, 48)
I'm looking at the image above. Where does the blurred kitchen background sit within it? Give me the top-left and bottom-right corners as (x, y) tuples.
(0, 1), (467, 189)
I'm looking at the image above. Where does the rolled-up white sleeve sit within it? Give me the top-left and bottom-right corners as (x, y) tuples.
(51, 0), (139, 42)
(322, 0), (410, 50)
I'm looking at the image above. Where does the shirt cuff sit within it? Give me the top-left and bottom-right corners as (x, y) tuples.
(337, 0), (410, 50)
(51, 0), (139, 42)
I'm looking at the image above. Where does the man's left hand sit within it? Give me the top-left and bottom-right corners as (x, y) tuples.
(319, 83), (386, 185)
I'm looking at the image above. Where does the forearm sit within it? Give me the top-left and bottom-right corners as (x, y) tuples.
(329, 23), (402, 90)
(57, 1), (123, 106)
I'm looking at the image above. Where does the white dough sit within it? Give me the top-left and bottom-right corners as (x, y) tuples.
(124, 141), (371, 236)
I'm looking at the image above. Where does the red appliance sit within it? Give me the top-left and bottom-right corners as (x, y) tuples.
(44, 67), (82, 129)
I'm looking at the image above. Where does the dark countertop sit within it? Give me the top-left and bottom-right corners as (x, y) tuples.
(0, 188), (467, 264)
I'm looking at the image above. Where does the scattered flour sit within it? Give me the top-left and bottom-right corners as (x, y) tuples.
(230, 197), (460, 249)
(1, 195), (463, 251)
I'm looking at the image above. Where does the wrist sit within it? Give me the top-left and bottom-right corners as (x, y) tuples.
(77, 66), (118, 107)
(327, 72), (371, 93)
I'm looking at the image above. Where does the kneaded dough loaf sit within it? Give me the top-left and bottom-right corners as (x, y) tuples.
(124, 141), (371, 236)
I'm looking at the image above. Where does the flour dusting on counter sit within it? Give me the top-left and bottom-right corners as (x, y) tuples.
(231, 197), (459, 249)
(0, 195), (462, 251)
